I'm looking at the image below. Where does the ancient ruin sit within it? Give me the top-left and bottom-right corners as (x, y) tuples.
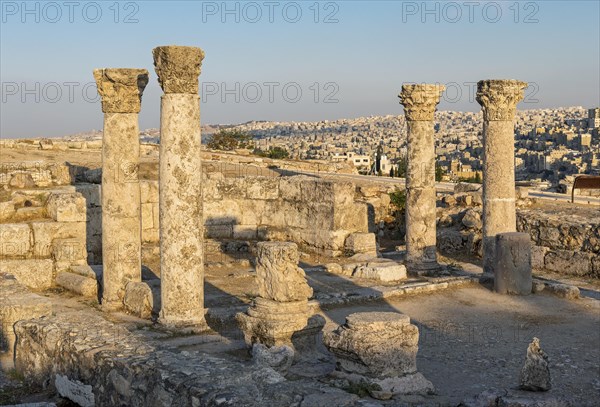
(94, 68), (149, 310)
(153, 46), (207, 328)
(0, 45), (598, 407)
(399, 84), (445, 274)
(476, 79), (528, 276)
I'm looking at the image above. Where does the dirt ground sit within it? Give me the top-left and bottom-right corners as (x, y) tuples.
(321, 286), (600, 405)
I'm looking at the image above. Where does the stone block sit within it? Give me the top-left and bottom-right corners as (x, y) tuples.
(544, 250), (592, 276)
(353, 262), (407, 282)
(0, 259), (53, 290)
(205, 224), (233, 239)
(56, 272), (98, 299)
(0, 223), (32, 258)
(203, 177), (223, 201)
(0, 201), (16, 222)
(204, 200), (241, 226)
(454, 182), (481, 193)
(279, 176), (304, 201)
(31, 221), (86, 258)
(239, 199), (267, 226)
(52, 238), (87, 271)
(141, 203), (154, 230)
(344, 233), (377, 255)
(0, 273), (52, 369)
(236, 298), (310, 348)
(140, 180), (159, 203)
(124, 281), (153, 319)
(85, 140), (102, 149)
(461, 209), (482, 230)
(55, 374), (95, 407)
(70, 265), (97, 280)
(531, 245), (549, 270)
(323, 312), (418, 378)
(335, 203), (369, 231)
(219, 178), (247, 199)
(546, 283), (580, 300)
(494, 232), (532, 295)
(46, 193), (86, 222)
(246, 177), (279, 200)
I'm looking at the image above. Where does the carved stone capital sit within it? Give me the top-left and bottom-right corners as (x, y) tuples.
(93, 68), (148, 113)
(476, 80), (528, 121)
(153, 45), (204, 94)
(399, 84), (445, 121)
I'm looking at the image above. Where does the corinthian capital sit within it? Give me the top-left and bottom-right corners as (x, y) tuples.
(399, 84), (445, 121)
(93, 68), (149, 113)
(476, 79), (528, 121)
(153, 45), (204, 94)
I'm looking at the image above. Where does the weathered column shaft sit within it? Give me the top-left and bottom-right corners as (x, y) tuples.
(153, 45), (206, 326)
(399, 84), (444, 273)
(94, 68), (148, 309)
(476, 80), (527, 275)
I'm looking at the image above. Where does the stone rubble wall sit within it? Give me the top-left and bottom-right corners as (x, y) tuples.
(13, 311), (359, 406)
(435, 192), (600, 278)
(0, 189), (88, 289)
(0, 161), (75, 189)
(517, 209), (600, 276)
(0, 139), (103, 151)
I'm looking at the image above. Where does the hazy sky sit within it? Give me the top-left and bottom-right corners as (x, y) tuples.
(1, 0), (599, 138)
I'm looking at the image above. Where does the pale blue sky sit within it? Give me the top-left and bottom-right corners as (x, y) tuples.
(1, 0), (599, 138)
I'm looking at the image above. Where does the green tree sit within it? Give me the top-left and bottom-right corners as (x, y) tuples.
(254, 146), (290, 159)
(474, 172), (482, 183)
(396, 157), (407, 178)
(390, 167), (395, 178)
(389, 187), (406, 211)
(435, 165), (444, 182)
(207, 129), (252, 151)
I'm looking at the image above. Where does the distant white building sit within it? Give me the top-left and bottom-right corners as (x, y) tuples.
(331, 152), (371, 168)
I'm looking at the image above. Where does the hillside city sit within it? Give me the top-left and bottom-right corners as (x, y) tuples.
(231, 106), (599, 188)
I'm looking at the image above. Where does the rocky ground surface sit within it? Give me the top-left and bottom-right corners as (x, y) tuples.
(2, 257), (599, 406)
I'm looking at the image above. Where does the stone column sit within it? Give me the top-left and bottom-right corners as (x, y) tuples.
(398, 84), (445, 274)
(94, 68), (148, 310)
(153, 46), (206, 327)
(476, 80), (527, 275)
(494, 232), (532, 295)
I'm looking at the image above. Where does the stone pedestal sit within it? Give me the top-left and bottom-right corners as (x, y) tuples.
(237, 297), (310, 347)
(153, 46), (206, 327)
(324, 312), (418, 378)
(324, 311), (434, 397)
(94, 68), (148, 310)
(494, 232), (532, 295)
(237, 242), (322, 355)
(476, 80), (527, 275)
(399, 84), (445, 274)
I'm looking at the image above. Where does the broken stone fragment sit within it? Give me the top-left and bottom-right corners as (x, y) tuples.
(324, 311), (418, 378)
(252, 343), (294, 374)
(255, 242), (313, 302)
(519, 337), (551, 391)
